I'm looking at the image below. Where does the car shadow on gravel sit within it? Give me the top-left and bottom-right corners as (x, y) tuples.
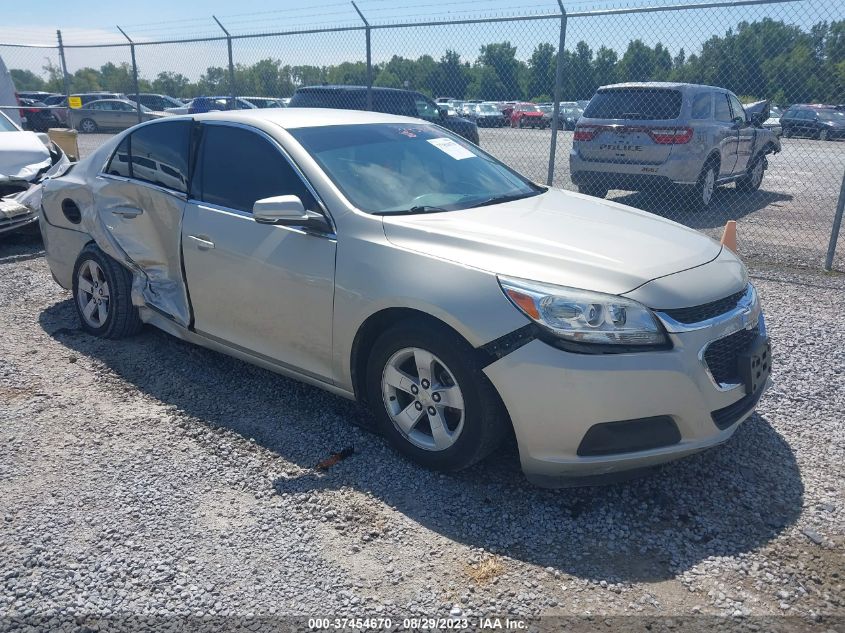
(609, 189), (793, 231)
(39, 299), (803, 584)
(0, 229), (44, 264)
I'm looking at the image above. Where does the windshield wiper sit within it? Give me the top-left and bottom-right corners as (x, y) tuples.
(466, 190), (542, 209)
(374, 205), (450, 216)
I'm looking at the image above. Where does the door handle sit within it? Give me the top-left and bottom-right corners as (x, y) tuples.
(187, 235), (215, 250)
(112, 207), (143, 218)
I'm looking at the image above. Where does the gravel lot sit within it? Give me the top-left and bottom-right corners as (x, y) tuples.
(1, 225), (843, 630)
(74, 129), (845, 270)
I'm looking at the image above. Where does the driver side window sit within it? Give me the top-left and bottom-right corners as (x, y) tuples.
(728, 95), (746, 124)
(192, 125), (317, 214)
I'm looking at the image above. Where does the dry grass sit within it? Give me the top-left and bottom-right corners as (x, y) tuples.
(465, 556), (505, 584)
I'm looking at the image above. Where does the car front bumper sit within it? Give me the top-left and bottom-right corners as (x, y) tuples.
(483, 314), (769, 487)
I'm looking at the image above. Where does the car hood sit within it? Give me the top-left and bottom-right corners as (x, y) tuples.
(381, 189), (723, 299)
(0, 131), (52, 181)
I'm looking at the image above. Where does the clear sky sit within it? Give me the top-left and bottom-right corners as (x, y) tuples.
(1, 0), (839, 80)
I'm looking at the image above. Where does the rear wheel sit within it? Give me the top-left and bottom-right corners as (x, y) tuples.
(687, 161), (718, 210)
(736, 155), (765, 193)
(783, 126), (793, 138)
(819, 128), (830, 141)
(366, 319), (508, 472)
(72, 245), (142, 338)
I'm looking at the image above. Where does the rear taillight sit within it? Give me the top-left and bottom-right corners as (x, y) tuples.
(574, 126), (600, 141)
(648, 127), (693, 144)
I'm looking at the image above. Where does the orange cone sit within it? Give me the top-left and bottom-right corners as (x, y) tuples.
(721, 220), (737, 253)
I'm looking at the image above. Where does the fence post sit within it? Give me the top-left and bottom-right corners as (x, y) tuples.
(546, 1), (567, 186)
(117, 27), (142, 124)
(213, 16), (236, 109)
(824, 169), (845, 271)
(56, 30), (73, 128)
(351, 1), (372, 111)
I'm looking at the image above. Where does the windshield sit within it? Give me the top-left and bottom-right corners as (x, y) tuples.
(818, 110), (845, 121)
(290, 123), (543, 215)
(478, 104), (498, 113)
(769, 106), (782, 118)
(584, 88), (682, 120)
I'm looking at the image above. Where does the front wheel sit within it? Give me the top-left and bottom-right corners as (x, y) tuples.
(72, 245), (142, 338)
(366, 320), (508, 472)
(783, 126), (793, 138)
(819, 128), (830, 141)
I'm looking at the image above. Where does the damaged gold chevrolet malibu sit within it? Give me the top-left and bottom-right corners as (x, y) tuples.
(39, 109), (770, 487)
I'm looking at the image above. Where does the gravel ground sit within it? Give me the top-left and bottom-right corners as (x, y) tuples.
(1, 231), (843, 632)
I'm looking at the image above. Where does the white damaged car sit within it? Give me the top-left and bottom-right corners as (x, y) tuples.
(0, 109), (70, 236)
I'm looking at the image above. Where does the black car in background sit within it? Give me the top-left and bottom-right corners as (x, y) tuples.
(780, 105), (845, 140)
(126, 93), (184, 111)
(290, 86), (479, 145)
(18, 98), (62, 132)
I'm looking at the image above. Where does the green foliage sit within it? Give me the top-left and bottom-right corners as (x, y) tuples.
(9, 18), (844, 104)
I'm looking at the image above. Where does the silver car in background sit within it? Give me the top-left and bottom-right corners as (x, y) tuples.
(39, 109), (770, 486)
(570, 82), (781, 209)
(72, 99), (165, 134)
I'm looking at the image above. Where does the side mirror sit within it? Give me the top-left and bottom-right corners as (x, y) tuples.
(253, 195), (308, 223)
(253, 195), (332, 233)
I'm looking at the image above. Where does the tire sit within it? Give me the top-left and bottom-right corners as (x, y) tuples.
(687, 160), (718, 211)
(783, 126), (793, 139)
(518, 118), (524, 129)
(819, 128), (830, 141)
(365, 319), (509, 472)
(577, 184), (608, 198)
(736, 154), (765, 193)
(79, 118), (98, 134)
(72, 244), (142, 339)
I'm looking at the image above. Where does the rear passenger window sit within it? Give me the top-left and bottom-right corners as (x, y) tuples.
(193, 125), (316, 214)
(105, 121), (191, 192)
(691, 93), (711, 119)
(714, 94), (732, 122)
(106, 136), (131, 178)
(129, 121), (191, 193)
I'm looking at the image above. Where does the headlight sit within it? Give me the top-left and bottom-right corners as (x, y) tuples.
(498, 276), (668, 350)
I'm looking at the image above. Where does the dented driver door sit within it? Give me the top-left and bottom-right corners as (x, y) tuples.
(95, 120), (193, 326)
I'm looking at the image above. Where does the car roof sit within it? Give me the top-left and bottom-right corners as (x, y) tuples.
(598, 81), (725, 92)
(296, 85), (418, 95)
(185, 107), (427, 129)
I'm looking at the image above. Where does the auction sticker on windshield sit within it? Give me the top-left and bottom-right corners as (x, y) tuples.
(68, 96), (82, 109)
(427, 137), (475, 160)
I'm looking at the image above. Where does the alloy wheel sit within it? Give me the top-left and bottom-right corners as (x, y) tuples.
(750, 159), (764, 188)
(381, 347), (465, 451)
(701, 167), (716, 206)
(76, 260), (110, 328)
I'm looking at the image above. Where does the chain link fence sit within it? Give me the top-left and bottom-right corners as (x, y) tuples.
(1, 0), (843, 269)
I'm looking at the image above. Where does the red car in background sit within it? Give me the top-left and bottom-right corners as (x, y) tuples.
(510, 102), (546, 128)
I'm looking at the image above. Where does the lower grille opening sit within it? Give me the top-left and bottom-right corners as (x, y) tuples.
(577, 415), (681, 457)
(704, 324), (760, 386)
(711, 388), (764, 430)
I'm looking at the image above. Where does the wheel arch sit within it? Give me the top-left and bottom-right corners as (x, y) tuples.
(350, 307), (472, 404)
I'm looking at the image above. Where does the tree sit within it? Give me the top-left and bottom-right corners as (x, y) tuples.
(592, 46), (618, 88)
(10, 69), (45, 91)
(528, 43), (555, 101)
(151, 71), (190, 98)
(435, 50), (471, 98)
(478, 42), (522, 99)
(618, 40), (655, 82)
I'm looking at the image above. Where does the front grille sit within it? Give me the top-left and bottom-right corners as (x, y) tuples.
(661, 286), (748, 324)
(703, 324), (760, 386)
